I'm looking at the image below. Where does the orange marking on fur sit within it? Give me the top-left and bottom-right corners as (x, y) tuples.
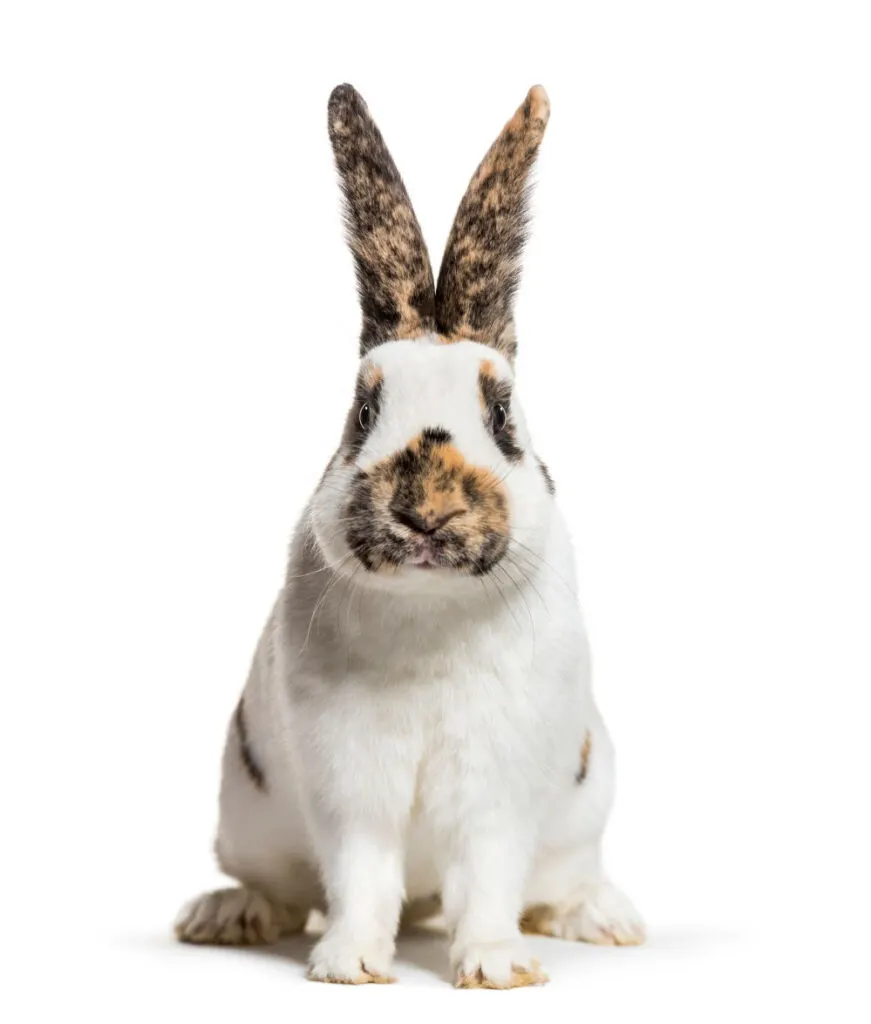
(478, 358), (498, 411)
(420, 486), (466, 520)
(360, 364), (383, 390)
(431, 442), (465, 473)
(519, 904), (557, 936)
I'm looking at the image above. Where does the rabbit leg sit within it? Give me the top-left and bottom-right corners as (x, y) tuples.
(174, 887), (307, 946)
(306, 829), (404, 984)
(174, 706), (322, 947)
(521, 867), (646, 946)
(521, 727), (645, 947)
(174, 801), (321, 947)
(443, 826), (549, 990)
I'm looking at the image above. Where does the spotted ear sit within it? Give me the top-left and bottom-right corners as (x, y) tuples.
(435, 86), (550, 364)
(328, 84), (437, 356)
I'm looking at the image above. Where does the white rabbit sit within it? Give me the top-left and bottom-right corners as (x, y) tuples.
(175, 83), (644, 988)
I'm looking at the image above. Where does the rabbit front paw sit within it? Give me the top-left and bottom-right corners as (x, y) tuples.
(453, 938), (548, 989)
(307, 928), (396, 984)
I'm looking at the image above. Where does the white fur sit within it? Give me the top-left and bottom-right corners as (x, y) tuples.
(177, 337), (644, 986)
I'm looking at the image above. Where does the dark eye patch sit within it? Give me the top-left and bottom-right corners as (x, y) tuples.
(343, 367), (383, 460)
(478, 368), (523, 463)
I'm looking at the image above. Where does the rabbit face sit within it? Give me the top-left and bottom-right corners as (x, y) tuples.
(310, 339), (551, 587)
(310, 84), (553, 591)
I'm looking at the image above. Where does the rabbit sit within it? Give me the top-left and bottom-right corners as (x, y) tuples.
(174, 83), (645, 989)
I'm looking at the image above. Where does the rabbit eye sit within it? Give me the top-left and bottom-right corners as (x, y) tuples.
(358, 403), (372, 430)
(492, 403), (508, 433)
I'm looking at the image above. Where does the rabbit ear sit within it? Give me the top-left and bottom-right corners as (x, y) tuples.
(435, 86), (550, 364)
(328, 85), (436, 355)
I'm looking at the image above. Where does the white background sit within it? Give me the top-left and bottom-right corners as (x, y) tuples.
(2, 1), (869, 1020)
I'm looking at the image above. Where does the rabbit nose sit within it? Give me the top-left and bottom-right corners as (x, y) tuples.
(393, 506), (465, 535)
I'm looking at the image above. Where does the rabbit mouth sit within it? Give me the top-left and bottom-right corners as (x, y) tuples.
(405, 540), (457, 570)
(343, 511), (510, 575)
(343, 498), (508, 576)
(407, 549), (440, 568)
(350, 538), (506, 575)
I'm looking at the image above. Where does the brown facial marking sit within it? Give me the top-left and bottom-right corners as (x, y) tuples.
(328, 85), (437, 355)
(477, 358), (498, 413)
(575, 731), (592, 785)
(435, 86), (550, 363)
(344, 428), (510, 574)
(361, 364), (383, 391)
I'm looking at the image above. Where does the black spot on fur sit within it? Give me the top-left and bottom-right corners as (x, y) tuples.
(536, 456), (555, 495)
(473, 532), (506, 575)
(420, 426), (453, 448)
(462, 475), (482, 503)
(235, 697), (266, 792)
(575, 733), (592, 785)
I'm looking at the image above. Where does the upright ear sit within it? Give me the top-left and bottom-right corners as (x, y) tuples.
(328, 84), (436, 356)
(435, 86), (550, 364)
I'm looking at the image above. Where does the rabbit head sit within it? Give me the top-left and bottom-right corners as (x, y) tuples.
(310, 84), (555, 593)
